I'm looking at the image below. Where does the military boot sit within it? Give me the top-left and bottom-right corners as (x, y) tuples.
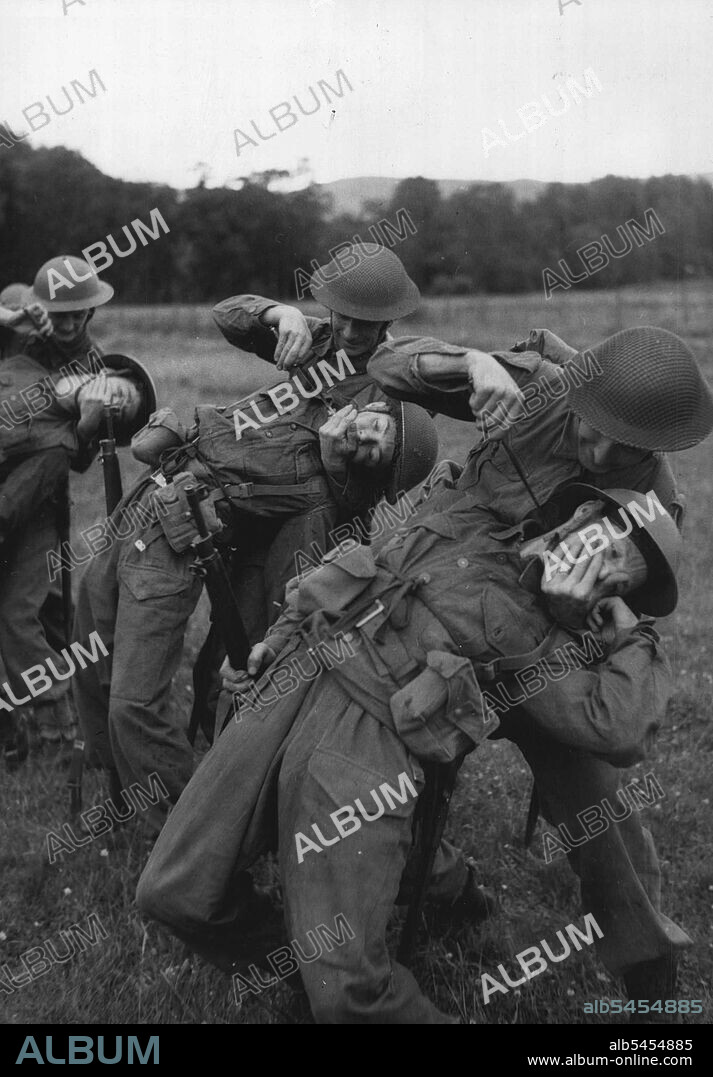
(427, 858), (499, 933)
(1, 713), (29, 772)
(623, 955), (681, 1023)
(34, 696), (77, 751)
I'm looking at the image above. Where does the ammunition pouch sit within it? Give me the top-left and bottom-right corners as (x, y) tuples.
(154, 471), (222, 553)
(390, 650), (492, 764)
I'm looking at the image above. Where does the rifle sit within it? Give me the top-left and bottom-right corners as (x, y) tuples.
(397, 755), (464, 967)
(59, 479), (86, 817)
(185, 484), (251, 746)
(68, 404), (124, 817)
(99, 404), (123, 514)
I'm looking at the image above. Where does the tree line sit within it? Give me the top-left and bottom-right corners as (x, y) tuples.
(1, 142), (711, 303)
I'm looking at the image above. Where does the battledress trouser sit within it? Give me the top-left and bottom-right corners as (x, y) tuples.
(139, 655), (691, 1024)
(0, 500), (71, 708)
(498, 711), (692, 976)
(72, 501), (203, 832)
(137, 651), (463, 1024)
(73, 485), (340, 830)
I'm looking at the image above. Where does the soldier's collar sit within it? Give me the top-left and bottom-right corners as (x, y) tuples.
(487, 515), (544, 544)
(518, 556), (543, 595)
(553, 411), (580, 461)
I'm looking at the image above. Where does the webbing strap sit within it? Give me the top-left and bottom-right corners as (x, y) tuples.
(468, 623), (563, 681)
(221, 477), (324, 500)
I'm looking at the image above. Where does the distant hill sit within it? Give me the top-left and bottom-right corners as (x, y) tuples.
(316, 176), (549, 216)
(316, 174), (713, 218)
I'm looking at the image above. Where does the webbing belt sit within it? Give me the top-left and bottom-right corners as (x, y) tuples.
(221, 476), (324, 501)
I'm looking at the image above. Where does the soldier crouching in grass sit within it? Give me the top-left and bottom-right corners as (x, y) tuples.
(136, 480), (687, 1024)
(71, 361), (438, 834)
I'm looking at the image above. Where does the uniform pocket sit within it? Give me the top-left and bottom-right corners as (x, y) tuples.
(118, 538), (194, 601)
(481, 585), (542, 656)
(307, 743), (423, 820)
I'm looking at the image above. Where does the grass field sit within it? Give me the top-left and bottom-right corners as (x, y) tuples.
(1, 280), (712, 1025)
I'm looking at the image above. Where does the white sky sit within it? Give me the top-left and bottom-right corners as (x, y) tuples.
(1, 0), (711, 189)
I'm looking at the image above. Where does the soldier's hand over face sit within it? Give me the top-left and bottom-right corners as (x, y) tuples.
(272, 307), (313, 370)
(541, 542), (604, 629)
(77, 373), (114, 438)
(587, 596), (639, 643)
(318, 404), (359, 477)
(466, 350), (524, 441)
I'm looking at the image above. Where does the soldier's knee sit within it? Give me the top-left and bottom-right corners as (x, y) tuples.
(301, 967), (367, 1024)
(136, 875), (158, 922)
(136, 864), (175, 925)
(309, 992), (356, 1025)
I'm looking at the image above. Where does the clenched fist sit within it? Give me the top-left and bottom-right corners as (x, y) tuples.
(261, 305), (313, 370)
(465, 349), (525, 441)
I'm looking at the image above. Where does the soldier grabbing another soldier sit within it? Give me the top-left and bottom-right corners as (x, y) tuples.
(136, 323), (712, 1023)
(0, 256), (153, 766)
(136, 475), (685, 1023)
(72, 244), (440, 833)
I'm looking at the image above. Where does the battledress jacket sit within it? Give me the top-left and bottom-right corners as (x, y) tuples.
(366, 328), (682, 528)
(256, 465), (671, 769)
(133, 468), (672, 973)
(212, 294), (393, 521)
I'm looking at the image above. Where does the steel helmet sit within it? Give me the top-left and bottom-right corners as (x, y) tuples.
(0, 282), (31, 309)
(310, 243), (420, 321)
(96, 354), (157, 446)
(29, 256), (114, 313)
(384, 400), (439, 503)
(567, 326), (713, 452)
(555, 483), (681, 616)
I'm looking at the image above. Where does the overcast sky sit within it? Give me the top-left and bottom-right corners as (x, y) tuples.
(2, 0), (711, 190)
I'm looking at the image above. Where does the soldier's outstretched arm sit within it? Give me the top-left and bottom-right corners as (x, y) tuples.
(368, 336), (537, 431)
(212, 294), (322, 366)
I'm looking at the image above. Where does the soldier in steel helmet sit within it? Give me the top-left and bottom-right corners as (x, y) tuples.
(0, 256), (147, 765)
(210, 242), (441, 642)
(367, 324), (713, 525)
(71, 381), (439, 834)
(363, 322), (713, 1014)
(0, 254), (114, 363)
(136, 479), (686, 1023)
(140, 324), (711, 1021)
